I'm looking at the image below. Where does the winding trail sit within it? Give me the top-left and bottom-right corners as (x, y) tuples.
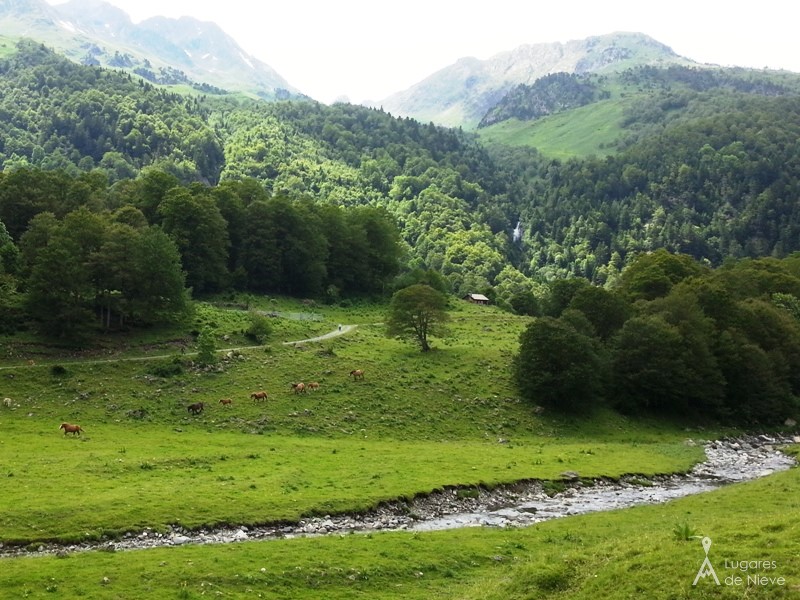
(0, 323), (357, 370)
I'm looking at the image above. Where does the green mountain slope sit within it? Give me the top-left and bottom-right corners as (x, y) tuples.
(377, 32), (694, 129)
(3, 43), (800, 308)
(478, 65), (800, 158)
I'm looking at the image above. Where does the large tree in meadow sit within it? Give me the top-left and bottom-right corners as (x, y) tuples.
(386, 284), (449, 352)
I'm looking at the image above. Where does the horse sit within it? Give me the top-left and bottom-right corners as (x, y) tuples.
(219, 398), (233, 406)
(187, 402), (205, 415)
(292, 382), (306, 394)
(307, 381), (320, 392)
(250, 391), (268, 402)
(59, 422), (83, 436)
(349, 369), (365, 380)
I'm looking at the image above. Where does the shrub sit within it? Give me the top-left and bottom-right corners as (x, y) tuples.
(50, 364), (68, 377)
(149, 357), (184, 378)
(245, 311), (272, 343)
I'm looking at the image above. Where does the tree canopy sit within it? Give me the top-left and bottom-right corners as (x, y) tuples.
(386, 284), (450, 352)
(515, 252), (800, 425)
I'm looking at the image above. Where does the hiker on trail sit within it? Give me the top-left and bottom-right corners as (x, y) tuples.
(338, 324), (342, 331)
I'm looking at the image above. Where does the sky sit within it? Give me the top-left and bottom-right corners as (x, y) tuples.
(48, 0), (800, 104)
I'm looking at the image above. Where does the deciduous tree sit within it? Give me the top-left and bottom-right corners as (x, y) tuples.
(386, 284), (449, 352)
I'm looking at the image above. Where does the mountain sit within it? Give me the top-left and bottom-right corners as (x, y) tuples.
(0, 0), (301, 99)
(377, 32), (695, 129)
(3, 41), (800, 310)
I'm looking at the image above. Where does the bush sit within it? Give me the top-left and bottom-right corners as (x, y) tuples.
(196, 326), (217, 366)
(50, 364), (68, 377)
(245, 311), (272, 343)
(149, 357), (184, 378)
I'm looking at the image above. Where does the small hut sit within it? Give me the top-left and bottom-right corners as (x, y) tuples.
(463, 293), (490, 305)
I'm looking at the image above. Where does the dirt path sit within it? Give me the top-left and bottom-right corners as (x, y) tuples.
(0, 324), (357, 370)
(283, 324), (356, 345)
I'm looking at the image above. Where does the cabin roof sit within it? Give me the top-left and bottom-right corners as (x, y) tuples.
(463, 293), (490, 302)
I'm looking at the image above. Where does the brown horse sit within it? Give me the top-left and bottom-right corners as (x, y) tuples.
(59, 422), (83, 436)
(187, 402), (205, 415)
(307, 381), (320, 392)
(349, 369), (365, 380)
(219, 398), (233, 406)
(292, 382), (306, 394)
(250, 391), (268, 402)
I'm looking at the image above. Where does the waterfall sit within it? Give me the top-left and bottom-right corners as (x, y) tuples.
(512, 220), (523, 243)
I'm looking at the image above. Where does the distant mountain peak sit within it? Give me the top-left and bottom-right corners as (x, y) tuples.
(377, 32), (694, 128)
(0, 0), (300, 99)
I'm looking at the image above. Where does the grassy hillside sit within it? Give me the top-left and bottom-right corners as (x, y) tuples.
(0, 298), (711, 538)
(477, 100), (625, 158)
(477, 66), (800, 158)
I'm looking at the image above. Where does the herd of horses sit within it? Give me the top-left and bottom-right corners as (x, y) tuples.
(57, 369), (365, 435)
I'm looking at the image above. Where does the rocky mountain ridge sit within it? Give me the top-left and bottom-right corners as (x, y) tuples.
(376, 32), (697, 128)
(0, 0), (300, 98)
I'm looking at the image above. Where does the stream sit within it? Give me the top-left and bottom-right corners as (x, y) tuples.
(1, 434), (796, 558)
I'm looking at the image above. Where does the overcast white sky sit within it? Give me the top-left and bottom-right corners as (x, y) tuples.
(48, 0), (800, 104)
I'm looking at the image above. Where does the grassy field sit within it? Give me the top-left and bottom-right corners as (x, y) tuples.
(0, 455), (796, 599)
(0, 297), (793, 598)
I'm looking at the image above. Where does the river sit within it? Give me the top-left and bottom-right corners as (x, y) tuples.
(1, 434), (795, 558)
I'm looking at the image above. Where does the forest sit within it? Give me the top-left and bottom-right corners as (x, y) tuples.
(514, 249), (800, 424)
(2, 40), (800, 354)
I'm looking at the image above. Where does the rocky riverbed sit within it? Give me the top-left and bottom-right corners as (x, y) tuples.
(1, 434), (796, 559)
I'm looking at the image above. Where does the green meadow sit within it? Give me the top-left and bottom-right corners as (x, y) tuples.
(477, 100), (626, 158)
(0, 298), (795, 598)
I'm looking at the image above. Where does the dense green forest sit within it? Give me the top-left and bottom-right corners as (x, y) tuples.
(515, 249), (800, 424)
(0, 169), (402, 339)
(2, 41), (800, 335)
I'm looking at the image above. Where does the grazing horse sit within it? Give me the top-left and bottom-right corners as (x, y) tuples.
(59, 422), (83, 436)
(250, 391), (268, 402)
(349, 369), (365, 380)
(187, 402), (205, 415)
(292, 382), (306, 394)
(219, 398), (233, 406)
(307, 381), (320, 392)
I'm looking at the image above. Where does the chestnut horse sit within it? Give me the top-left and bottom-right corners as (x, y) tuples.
(292, 382), (306, 394)
(219, 398), (233, 406)
(307, 381), (320, 392)
(250, 391), (268, 402)
(349, 369), (365, 380)
(187, 402), (205, 415)
(59, 422), (83, 436)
